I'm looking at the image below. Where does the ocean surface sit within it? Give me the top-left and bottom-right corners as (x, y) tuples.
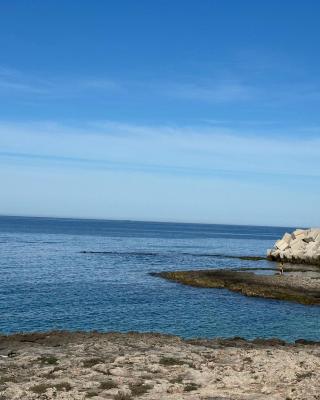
(0, 216), (319, 341)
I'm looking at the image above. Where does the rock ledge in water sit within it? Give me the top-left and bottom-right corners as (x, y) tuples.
(267, 228), (320, 265)
(151, 270), (320, 305)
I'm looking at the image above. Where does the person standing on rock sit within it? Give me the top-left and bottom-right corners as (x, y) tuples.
(279, 261), (284, 275)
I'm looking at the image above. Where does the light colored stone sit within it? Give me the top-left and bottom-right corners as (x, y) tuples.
(270, 228), (320, 264)
(293, 228), (305, 234)
(304, 230), (315, 243)
(275, 239), (290, 251)
(283, 249), (293, 259)
(293, 229), (307, 239)
(166, 384), (184, 394)
(2, 332), (320, 400)
(290, 238), (306, 251)
(308, 228), (320, 239)
(282, 232), (292, 244)
(109, 367), (130, 377)
(306, 242), (320, 251)
(294, 250), (305, 259)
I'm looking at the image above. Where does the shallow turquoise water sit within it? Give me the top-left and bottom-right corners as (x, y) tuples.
(0, 216), (319, 341)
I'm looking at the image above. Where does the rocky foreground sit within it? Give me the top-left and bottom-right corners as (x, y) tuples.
(1, 332), (320, 400)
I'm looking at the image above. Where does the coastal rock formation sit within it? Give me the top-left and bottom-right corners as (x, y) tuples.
(267, 228), (320, 265)
(0, 331), (320, 400)
(152, 268), (320, 305)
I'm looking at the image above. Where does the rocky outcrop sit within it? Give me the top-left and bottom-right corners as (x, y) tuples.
(267, 228), (320, 265)
(151, 269), (320, 305)
(1, 331), (320, 400)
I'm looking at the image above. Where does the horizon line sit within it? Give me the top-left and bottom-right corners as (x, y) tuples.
(0, 213), (297, 229)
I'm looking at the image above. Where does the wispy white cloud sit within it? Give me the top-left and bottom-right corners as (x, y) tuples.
(0, 66), (50, 94)
(1, 119), (320, 225)
(0, 66), (122, 98)
(3, 64), (320, 106)
(160, 81), (256, 102)
(80, 79), (120, 90)
(1, 120), (320, 181)
(159, 80), (320, 104)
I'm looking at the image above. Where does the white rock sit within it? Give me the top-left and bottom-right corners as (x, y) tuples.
(294, 250), (305, 259)
(275, 239), (290, 251)
(283, 249), (293, 259)
(109, 367), (130, 377)
(293, 228), (304, 234)
(306, 242), (320, 251)
(293, 229), (307, 239)
(308, 228), (320, 239)
(268, 228), (320, 262)
(282, 232), (292, 244)
(290, 238), (306, 250)
(275, 230), (320, 261)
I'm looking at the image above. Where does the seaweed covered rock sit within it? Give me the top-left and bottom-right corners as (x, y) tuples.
(267, 228), (320, 265)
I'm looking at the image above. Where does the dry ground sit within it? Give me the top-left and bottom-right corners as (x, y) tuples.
(0, 332), (320, 399)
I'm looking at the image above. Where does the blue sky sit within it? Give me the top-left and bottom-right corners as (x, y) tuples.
(1, 1), (320, 226)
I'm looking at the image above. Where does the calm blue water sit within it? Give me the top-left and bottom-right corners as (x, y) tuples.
(0, 216), (319, 341)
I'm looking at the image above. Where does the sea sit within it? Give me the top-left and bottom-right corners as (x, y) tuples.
(0, 216), (319, 341)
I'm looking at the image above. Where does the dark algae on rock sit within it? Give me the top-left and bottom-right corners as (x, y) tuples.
(151, 269), (320, 305)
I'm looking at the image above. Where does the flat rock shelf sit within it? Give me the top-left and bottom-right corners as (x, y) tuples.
(0, 331), (320, 400)
(151, 268), (320, 305)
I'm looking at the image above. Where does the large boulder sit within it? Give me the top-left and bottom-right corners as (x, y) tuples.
(267, 228), (320, 265)
(293, 229), (307, 239)
(275, 239), (290, 251)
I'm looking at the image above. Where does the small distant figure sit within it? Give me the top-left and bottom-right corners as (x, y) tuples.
(279, 261), (284, 276)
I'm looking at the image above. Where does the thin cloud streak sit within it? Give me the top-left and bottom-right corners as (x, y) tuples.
(0, 66), (122, 98)
(1, 151), (320, 184)
(161, 81), (256, 102)
(1, 120), (320, 180)
(2, 65), (320, 105)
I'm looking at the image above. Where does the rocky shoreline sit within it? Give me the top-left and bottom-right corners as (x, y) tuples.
(1, 331), (320, 400)
(149, 228), (320, 305)
(151, 266), (320, 305)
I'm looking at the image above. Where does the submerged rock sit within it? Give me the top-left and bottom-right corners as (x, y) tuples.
(267, 228), (320, 265)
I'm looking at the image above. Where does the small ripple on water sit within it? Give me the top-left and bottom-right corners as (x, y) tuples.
(0, 217), (319, 341)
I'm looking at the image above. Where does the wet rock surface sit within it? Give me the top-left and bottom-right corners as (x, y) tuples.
(152, 267), (320, 305)
(0, 331), (320, 399)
